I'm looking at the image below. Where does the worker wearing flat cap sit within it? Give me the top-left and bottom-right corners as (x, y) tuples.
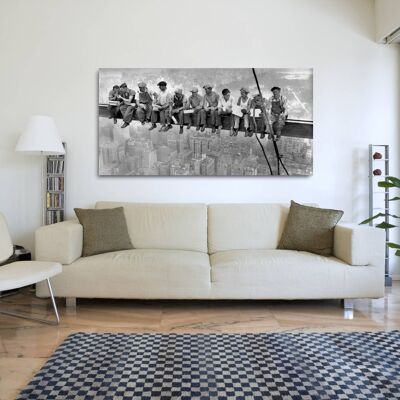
(267, 86), (288, 141)
(118, 83), (137, 128)
(108, 84), (120, 124)
(170, 88), (187, 134)
(217, 89), (235, 136)
(149, 81), (173, 132)
(200, 84), (220, 133)
(248, 93), (270, 139)
(234, 87), (252, 136)
(186, 87), (203, 131)
(136, 82), (153, 125)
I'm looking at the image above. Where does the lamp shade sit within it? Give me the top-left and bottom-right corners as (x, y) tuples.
(15, 115), (65, 155)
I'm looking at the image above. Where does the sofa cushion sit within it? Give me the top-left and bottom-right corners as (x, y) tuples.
(74, 207), (133, 257)
(278, 201), (344, 256)
(208, 204), (289, 254)
(210, 249), (383, 299)
(37, 249), (211, 299)
(96, 202), (208, 253)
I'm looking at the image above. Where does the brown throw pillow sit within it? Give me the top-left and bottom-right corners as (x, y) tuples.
(278, 201), (344, 256)
(74, 207), (133, 257)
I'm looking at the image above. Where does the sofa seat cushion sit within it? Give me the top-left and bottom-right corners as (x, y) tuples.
(210, 250), (383, 299)
(37, 249), (211, 299)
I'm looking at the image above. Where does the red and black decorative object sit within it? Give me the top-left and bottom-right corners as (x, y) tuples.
(373, 169), (382, 176)
(373, 152), (383, 160)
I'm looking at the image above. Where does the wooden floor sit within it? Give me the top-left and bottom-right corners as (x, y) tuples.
(1, 284), (400, 399)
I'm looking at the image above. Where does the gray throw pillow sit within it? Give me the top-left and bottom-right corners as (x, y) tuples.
(74, 207), (133, 257)
(278, 201), (344, 256)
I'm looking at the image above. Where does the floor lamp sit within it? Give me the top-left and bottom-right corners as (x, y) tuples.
(15, 116), (65, 225)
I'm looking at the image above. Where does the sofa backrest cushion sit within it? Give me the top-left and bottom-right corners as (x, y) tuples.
(208, 203), (290, 254)
(96, 202), (208, 253)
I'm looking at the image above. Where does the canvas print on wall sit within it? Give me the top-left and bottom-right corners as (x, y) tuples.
(98, 68), (313, 176)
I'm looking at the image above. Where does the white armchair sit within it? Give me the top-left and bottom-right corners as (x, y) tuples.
(0, 213), (62, 325)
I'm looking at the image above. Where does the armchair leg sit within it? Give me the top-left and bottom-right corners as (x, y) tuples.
(0, 278), (59, 325)
(46, 278), (60, 324)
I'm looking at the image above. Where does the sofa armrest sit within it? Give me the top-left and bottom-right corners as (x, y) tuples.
(333, 223), (385, 266)
(35, 220), (83, 265)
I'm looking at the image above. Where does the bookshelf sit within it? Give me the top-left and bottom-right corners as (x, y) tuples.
(45, 142), (66, 225)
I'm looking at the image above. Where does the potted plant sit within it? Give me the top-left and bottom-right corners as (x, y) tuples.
(360, 176), (400, 255)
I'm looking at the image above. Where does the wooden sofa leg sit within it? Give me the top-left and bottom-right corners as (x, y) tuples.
(66, 297), (76, 309)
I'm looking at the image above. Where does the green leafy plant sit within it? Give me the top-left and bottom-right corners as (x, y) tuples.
(360, 176), (400, 255)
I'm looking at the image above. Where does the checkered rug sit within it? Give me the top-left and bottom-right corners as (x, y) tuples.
(18, 331), (400, 399)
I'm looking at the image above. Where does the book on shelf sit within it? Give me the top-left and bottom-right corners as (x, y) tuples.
(46, 192), (64, 208)
(47, 159), (65, 174)
(46, 210), (64, 225)
(47, 176), (64, 191)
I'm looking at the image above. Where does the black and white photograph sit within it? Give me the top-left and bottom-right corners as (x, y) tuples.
(98, 68), (313, 176)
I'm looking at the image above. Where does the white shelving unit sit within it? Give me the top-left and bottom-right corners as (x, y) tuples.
(368, 144), (391, 286)
(45, 142), (66, 225)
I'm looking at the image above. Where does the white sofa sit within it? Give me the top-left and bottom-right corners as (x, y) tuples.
(35, 202), (385, 304)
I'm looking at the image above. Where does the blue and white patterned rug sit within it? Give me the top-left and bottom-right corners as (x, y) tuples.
(18, 331), (400, 399)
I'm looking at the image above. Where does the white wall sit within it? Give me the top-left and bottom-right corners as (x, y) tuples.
(0, 0), (399, 272)
(375, 0), (400, 42)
